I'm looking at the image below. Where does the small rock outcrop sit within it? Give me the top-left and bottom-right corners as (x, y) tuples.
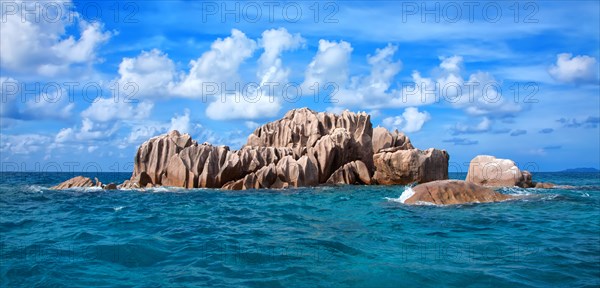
(51, 176), (96, 189)
(404, 180), (513, 205)
(51, 176), (115, 190)
(465, 155), (534, 188)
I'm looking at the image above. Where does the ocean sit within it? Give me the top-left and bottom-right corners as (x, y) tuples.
(1, 172), (599, 287)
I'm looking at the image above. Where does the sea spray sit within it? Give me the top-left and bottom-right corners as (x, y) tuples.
(385, 186), (415, 204)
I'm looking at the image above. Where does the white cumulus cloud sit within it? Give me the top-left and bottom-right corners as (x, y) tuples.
(206, 94), (281, 120)
(81, 98), (153, 122)
(302, 39), (353, 91)
(382, 107), (431, 133)
(0, 0), (112, 76)
(116, 49), (177, 98)
(169, 109), (191, 134)
(174, 29), (257, 97)
(548, 53), (598, 84)
(258, 28), (305, 85)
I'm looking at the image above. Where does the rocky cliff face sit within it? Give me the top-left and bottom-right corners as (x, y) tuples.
(54, 108), (450, 190)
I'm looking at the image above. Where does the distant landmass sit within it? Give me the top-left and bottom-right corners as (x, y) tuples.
(559, 168), (600, 172)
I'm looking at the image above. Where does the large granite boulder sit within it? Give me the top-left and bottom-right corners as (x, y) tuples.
(373, 148), (449, 185)
(404, 180), (513, 205)
(465, 155), (534, 188)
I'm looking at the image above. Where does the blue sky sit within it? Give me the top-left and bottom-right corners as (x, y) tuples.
(1, 0), (599, 172)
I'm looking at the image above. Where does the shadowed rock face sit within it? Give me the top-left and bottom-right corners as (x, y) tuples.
(404, 180), (513, 205)
(326, 160), (371, 185)
(465, 155), (534, 188)
(54, 108), (451, 190)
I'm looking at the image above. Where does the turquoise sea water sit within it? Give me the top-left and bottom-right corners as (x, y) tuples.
(1, 172), (599, 287)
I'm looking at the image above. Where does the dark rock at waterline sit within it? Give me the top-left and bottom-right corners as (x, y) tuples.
(103, 183), (118, 190)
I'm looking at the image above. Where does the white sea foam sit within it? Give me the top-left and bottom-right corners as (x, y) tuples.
(501, 186), (532, 196)
(146, 186), (171, 193)
(81, 186), (103, 192)
(26, 185), (45, 193)
(147, 186), (191, 193)
(113, 206), (124, 211)
(414, 200), (436, 206)
(385, 186), (415, 204)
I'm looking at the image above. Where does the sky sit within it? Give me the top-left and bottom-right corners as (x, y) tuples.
(0, 0), (599, 172)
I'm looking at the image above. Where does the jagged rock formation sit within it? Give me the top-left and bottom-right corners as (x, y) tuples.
(465, 155), (535, 188)
(54, 108), (451, 190)
(120, 131), (294, 189)
(247, 108), (375, 171)
(372, 127), (414, 153)
(404, 180), (513, 205)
